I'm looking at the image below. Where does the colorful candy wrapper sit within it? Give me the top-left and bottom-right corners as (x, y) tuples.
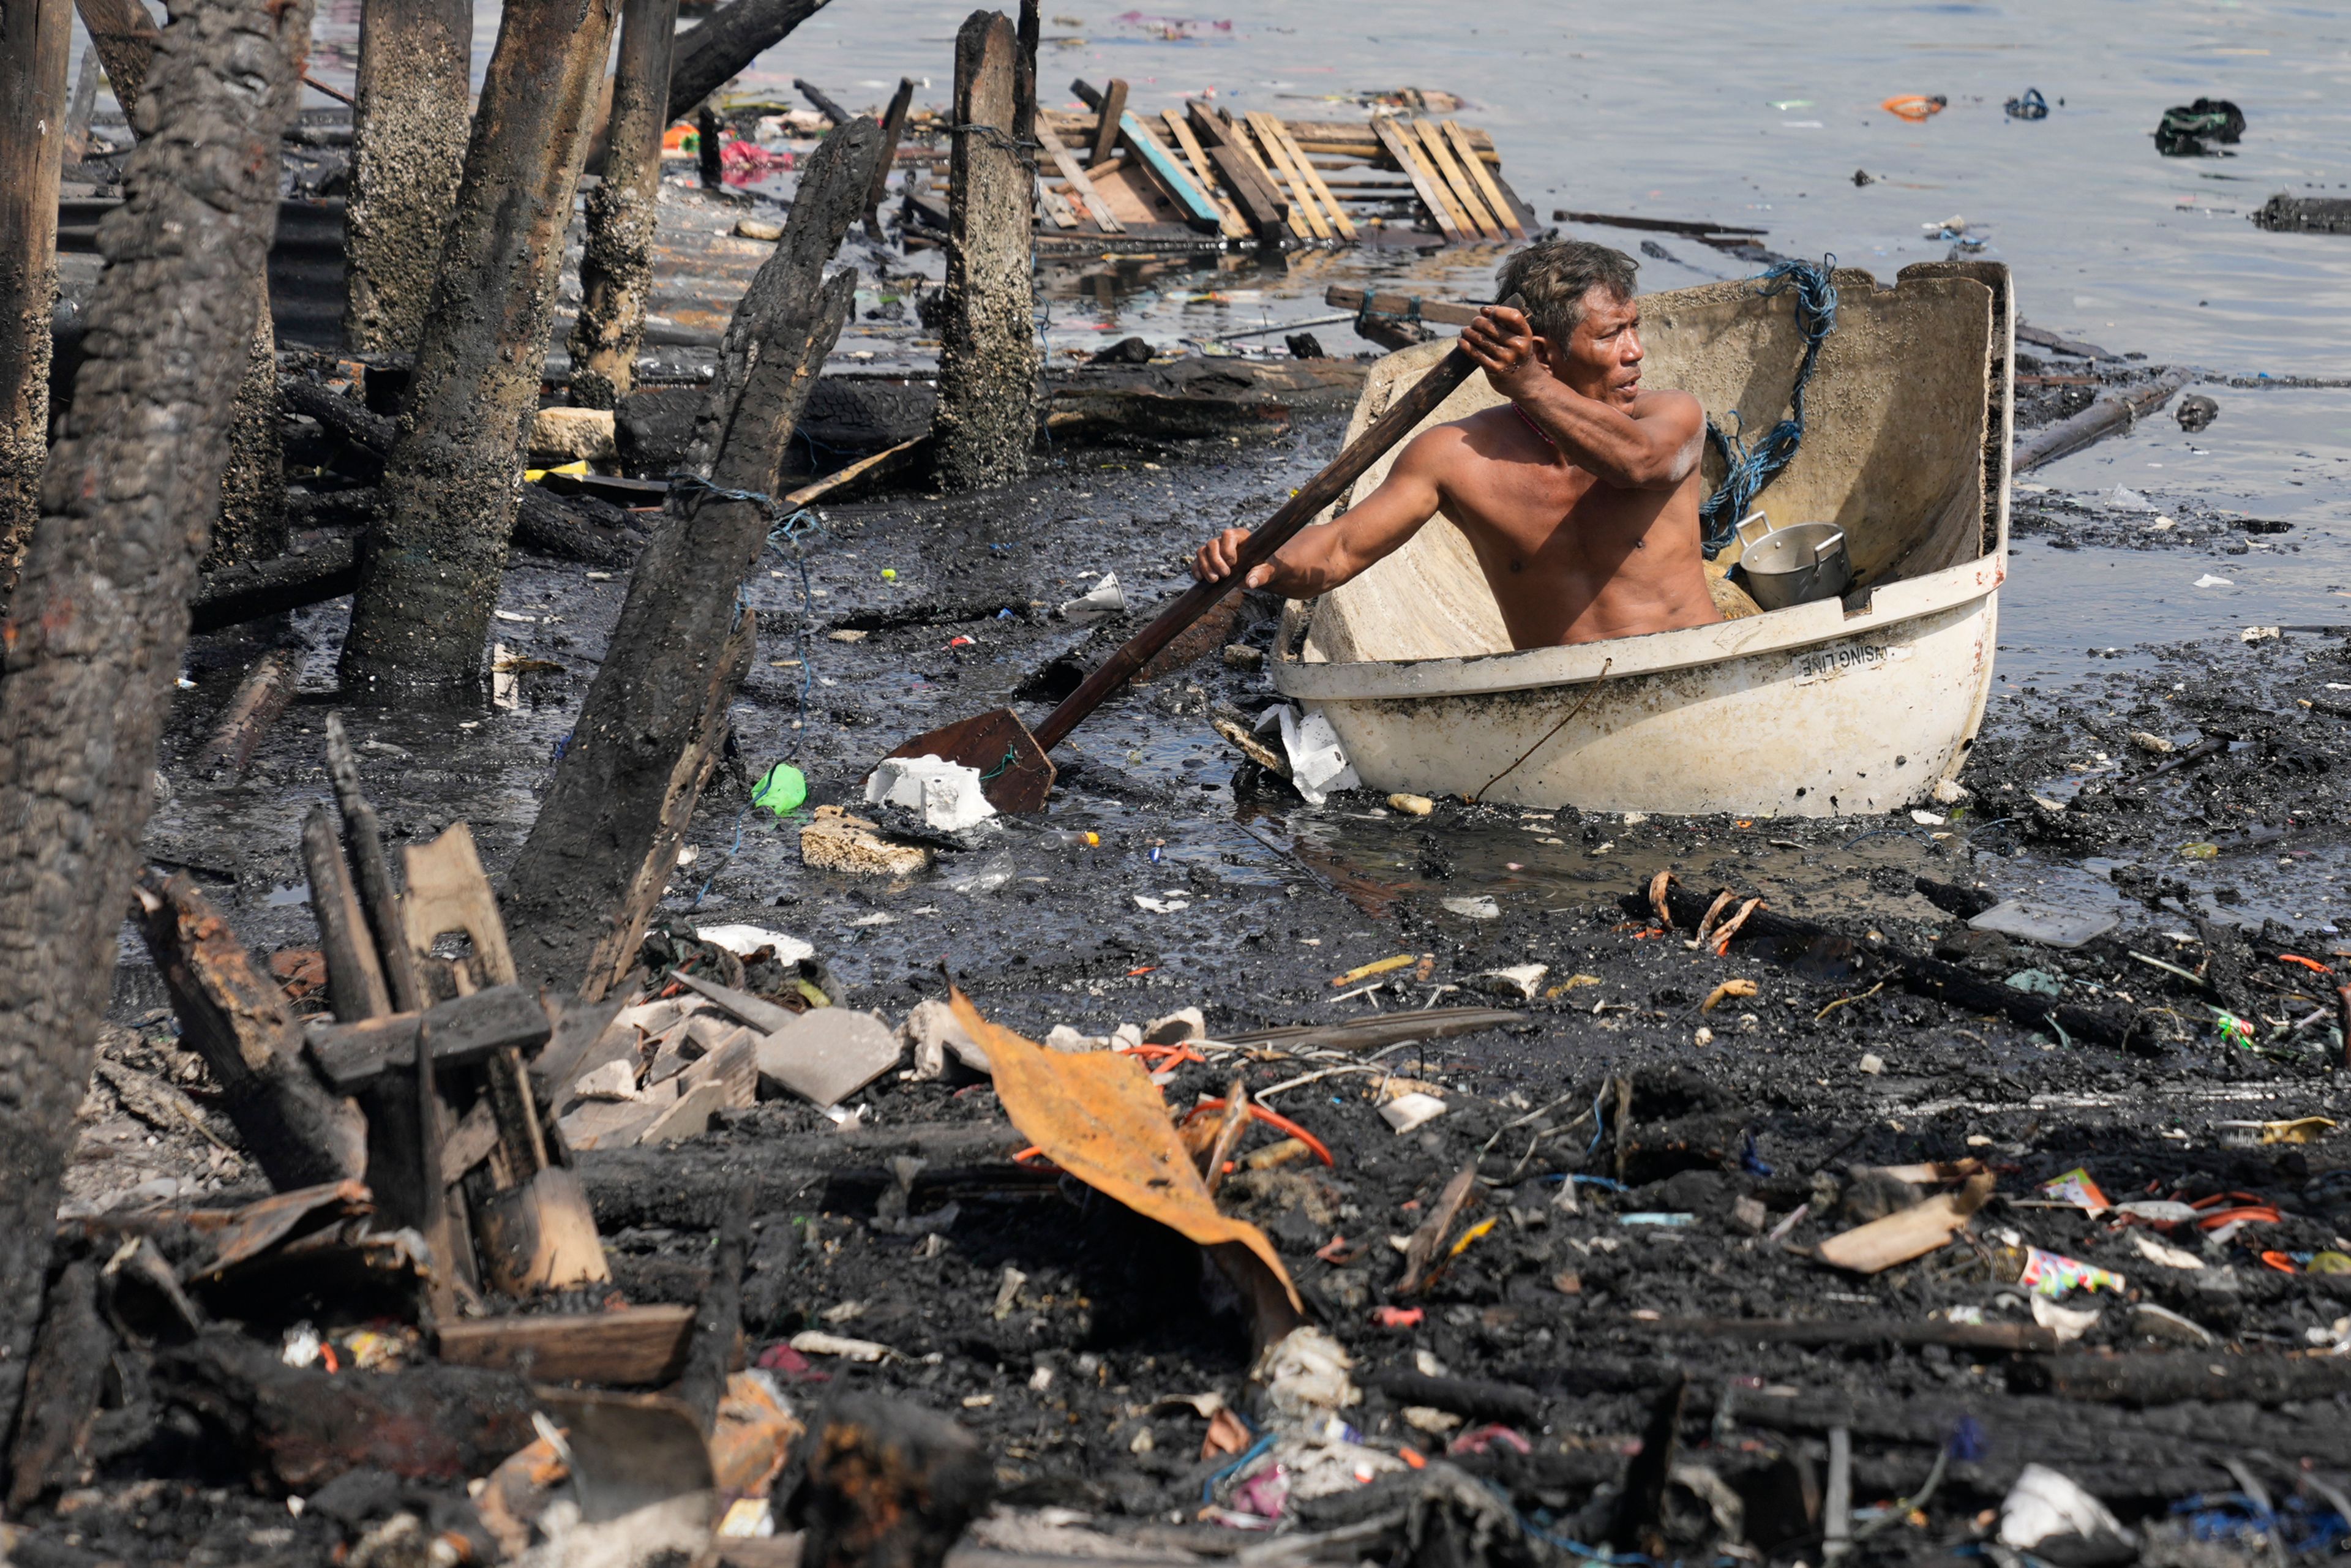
(2039, 1167), (2110, 1215)
(2019, 1247), (2126, 1299)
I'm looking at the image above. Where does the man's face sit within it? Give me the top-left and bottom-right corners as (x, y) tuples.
(1537, 287), (1644, 407)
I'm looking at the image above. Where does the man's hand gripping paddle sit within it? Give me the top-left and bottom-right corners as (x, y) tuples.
(877, 296), (1524, 812)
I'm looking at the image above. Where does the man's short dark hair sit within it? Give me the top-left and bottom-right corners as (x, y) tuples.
(1494, 239), (1640, 347)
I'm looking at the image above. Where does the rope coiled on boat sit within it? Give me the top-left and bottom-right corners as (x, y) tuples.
(1697, 256), (1839, 558)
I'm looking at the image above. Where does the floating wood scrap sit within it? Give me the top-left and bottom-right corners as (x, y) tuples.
(1031, 78), (1529, 251)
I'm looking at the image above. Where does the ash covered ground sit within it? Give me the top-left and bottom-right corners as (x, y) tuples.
(28, 375), (2351, 1567)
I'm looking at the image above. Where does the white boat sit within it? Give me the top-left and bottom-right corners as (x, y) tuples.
(1270, 261), (2014, 818)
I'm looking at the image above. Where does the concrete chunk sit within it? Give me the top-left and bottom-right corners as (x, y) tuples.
(757, 1008), (903, 1107)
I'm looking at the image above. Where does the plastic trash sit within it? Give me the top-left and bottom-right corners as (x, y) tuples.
(1441, 895), (1500, 920)
(1059, 572), (1126, 623)
(1379, 1093), (1448, 1133)
(2192, 574), (2233, 588)
(1968, 899), (2120, 950)
(1998, 1465), (2136, 1561)
(2177, 393), (2219, 432)
(752, 762), (808, 817)
(2018, 1247), (2126, 1299)
(945, 852), (1014, 896)
(2031, 1296), (2101, 1343)
(1253, 704), (1359, 805)
(694, 924), (816, 962)
(864, 754), (997, 831)
(2105, 484), (2155, 511)
(1881, 93), (1948, 121)
(2005, 968), (2063, 997)
(2154, 97), (2244, 157)
(2004, 87), (2049, 120)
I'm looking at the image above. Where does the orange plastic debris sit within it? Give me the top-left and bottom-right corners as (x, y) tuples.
(2280, 953), (2334, 976)
(1882, 94), (1948, 121)
(950, 991), (1304, 1317)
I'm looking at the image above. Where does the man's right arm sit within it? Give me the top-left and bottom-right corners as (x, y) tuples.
(1192, 430), (1449, 595)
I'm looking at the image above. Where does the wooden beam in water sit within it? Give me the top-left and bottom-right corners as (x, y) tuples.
(1242, 113), (1327, 241)
(1256, 113), (1355, 241)
(1371, 114), (1464, 243)
(1116, 110), (1223, 229)
(1161, 110), (1251, 240)
(1087, 76), (1128, 167)
(1443, 118), (1524, 239)
(1033, 117), (1122, 233)
(1414, 117), (1502, 240)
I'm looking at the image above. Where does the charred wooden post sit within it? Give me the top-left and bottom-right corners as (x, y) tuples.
(569, 0), (682, 409)
(795, 77), (853, 126)
(864, 77), (917, 236)
(0, 0), (312, 1452)
(198, 645), (299, 779)
(786, 1394), (996, 1568)
(1013, 0), (1038, 146)
(932, 12), (1039, 492)
(209, 294), (287, 568)
(339, 0), (626, 699)
(345, 0), (473, 353)
(697, 103), (724, 189)
(301, 805), (395, 1020)
(2, 1253), (107, 1511)
(0, 0), (73, 612)
(71, 0), (156, 120)
(324, 714), (427, 1013)
(665, 0), (834, 127)
(132, 872), (367, 1189)
(502, 121), (879, 997)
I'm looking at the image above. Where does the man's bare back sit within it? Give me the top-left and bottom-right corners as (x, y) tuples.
(1194, 257), (1721, 649)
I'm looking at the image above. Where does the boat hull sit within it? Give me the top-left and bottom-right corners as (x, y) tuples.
(1269, 260), (2015, 817)
(1280, 579), (1998, 817)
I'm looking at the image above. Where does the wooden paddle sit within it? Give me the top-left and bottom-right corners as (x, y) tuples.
(880, 296), (1520, 812)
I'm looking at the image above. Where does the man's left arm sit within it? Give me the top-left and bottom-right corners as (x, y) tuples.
(1460, 307), (1701, 490)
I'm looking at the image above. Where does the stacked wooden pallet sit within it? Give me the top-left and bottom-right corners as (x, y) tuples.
(1033, 78), (1529, 251)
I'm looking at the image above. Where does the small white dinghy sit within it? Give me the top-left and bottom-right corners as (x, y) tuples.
(1270, 260), (2014, 818)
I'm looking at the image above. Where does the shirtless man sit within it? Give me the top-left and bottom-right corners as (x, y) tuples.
(1193, 240), (1720, 647)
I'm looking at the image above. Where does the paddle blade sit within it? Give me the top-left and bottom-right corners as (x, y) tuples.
(883, 708), (1056, 813)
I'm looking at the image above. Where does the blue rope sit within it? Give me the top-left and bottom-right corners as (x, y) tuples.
(1698, 257), (1839, 558)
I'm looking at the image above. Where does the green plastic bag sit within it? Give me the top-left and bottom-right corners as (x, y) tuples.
(753, 762), (808, 817)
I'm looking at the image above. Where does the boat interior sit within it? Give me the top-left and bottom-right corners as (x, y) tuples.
(1295, 260), (2014, 667)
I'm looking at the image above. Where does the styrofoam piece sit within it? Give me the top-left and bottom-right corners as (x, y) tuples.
(863, 754), (997, 831)
(694, 925), (816, 963)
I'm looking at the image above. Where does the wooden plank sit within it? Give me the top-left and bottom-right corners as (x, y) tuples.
(402, 823), (518, 986)
(306, 984), (553, 1091)
(1242, 111), (1329, 241)
(1087, 76), (1128, 167)
(1322, 284), (1483, 329)
(1217, 110), (1302, 233)
(1369, 115), (1464, 242)
(1117, 111), (1222, 228)
(437, 1304), (699, 1385)
(1261, 114), (1356, 241)
(1415, 118), (1502, 239)
(1161, 110), (1251, 240)
(1443, 118), (1524, 239)
(1036, 173), (1078, 228)
(1185, 102), (1289, 242)
(1032, 116), (1122, 233)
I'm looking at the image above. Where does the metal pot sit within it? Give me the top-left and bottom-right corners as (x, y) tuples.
(1733, 513), (1854, 610)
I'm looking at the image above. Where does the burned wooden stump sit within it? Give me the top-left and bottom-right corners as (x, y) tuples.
(932, 12), (1040, 491)
(0, 0), (313, 1448)
(344, 0), (471, 353)
(571, 0), (683, 408)
(0, 0), (72, 610)
(503, 119), (878, 997)
(338, 0), (625, 696)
